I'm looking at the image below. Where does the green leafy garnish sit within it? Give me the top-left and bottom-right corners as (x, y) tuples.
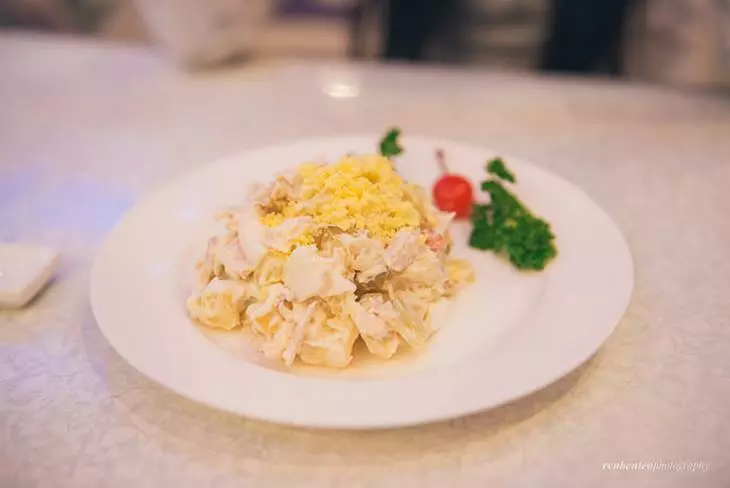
(379, 128), (403, 158)
(486, 157), (516, 183)
(469, 159), (557, 270)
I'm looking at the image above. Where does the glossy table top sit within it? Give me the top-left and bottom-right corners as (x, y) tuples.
(2, 33), (730, 488)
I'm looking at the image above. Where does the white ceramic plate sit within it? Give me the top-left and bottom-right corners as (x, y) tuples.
(91, 136), (633, 429)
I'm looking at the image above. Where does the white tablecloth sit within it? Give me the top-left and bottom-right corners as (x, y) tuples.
(2, 33), (729, 488)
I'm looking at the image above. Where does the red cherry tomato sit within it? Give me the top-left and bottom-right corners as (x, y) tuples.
(433, 174), (473, 219)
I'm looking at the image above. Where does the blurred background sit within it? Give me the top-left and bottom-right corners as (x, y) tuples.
(1, 0), (729, 89)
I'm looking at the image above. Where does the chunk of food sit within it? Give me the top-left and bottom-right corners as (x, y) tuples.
(384, 229), (421, 272)
(283, 245), (355, 301)
(187, 278), (248, 330)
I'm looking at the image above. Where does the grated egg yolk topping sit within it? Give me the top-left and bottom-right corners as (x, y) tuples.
(260, 154), (421, 242)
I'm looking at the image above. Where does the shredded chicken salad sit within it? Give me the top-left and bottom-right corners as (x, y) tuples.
(186, 153), (474, 368)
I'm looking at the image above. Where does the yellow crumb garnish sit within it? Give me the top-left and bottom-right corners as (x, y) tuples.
(261, 154), (421, 242)
(260, 212), (285, 227)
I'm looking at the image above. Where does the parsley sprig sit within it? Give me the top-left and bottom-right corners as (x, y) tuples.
(469, 159), (557, 270)
(486, 157), (515, 183)
(379, 128), (403, 158)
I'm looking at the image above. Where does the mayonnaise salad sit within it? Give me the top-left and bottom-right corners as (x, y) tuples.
(186, 153), (474, 368)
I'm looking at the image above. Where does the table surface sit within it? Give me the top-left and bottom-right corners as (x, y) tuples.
(2, 33), (730, 488)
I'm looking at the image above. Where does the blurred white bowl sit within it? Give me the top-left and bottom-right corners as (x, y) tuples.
(135, 0), (272, 68)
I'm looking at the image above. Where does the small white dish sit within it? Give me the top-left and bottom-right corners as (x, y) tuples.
(0, 243), (59, 309)
(90, 136), (633, 429)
